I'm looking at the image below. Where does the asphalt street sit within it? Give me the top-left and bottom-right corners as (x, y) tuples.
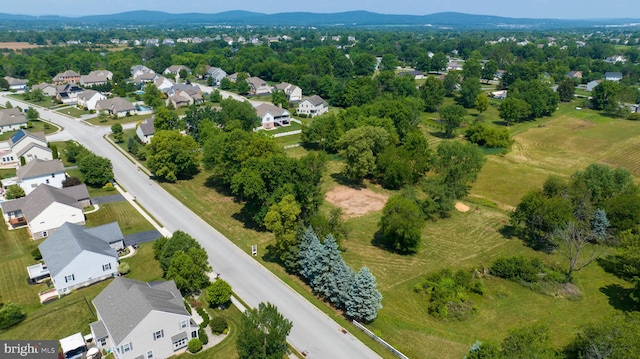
(1, 93), (381, 359)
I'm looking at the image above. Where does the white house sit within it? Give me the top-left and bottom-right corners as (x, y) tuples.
(297, 95), (328, 117)
(77, 90), (107, 111)
(256, 103), (291, 130)
(56, 84), (84, 105)
(136, 118), (155, 144)
(0, 108), (28, 134)
(274, 82), (303, 102)
(96, 97), (136, 118)
(0, 184), (90, 239)
(163, 65), (191, 77)
(91, 278), (199, 359)
(37, 222), (120, 295)
(8, 129), (53, 165)
(80, 70), (113, 87)
(154, 76), (175, 92)
(586, 80), (602, 92)
(4, 76), (28, 91)
(205, 67), (227, 85)
(131, 65), (154, 79)
(605, 72), (623, 82)
(15, 159), (66, 195)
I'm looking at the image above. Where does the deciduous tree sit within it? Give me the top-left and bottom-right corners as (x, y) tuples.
(206, 279), (232, 308)
(439, 104), (467, 137)
(147, 130), (199, 182)
(379, 195), (425, 253)
(237, 302), (293, 359)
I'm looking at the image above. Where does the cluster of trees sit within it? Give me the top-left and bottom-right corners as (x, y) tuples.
(0, 301), (25, 330)
(511, 164), (639, 282)
(498, 79), (559, 124)
(414, 268), (485, 320)
(152, 231), (211, 294)
(237, 302), (292, 359)
(591, 80), (640, 118)
(296, 227), (383, 322)
(147, 130), (200, 182)
(64, 140), (114, 187)
(465, 122), (513, 148)
(468, 313), (640, 359)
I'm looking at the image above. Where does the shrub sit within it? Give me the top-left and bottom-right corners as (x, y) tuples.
(206, 280), (232, 308)
(102, 182), (116, 191)
(0, 302), (26, 329)
(490, 256), (542, 283)
(628, 112), (640, 121)
(118, 262), (130, 275)
(210, 316), (228, 334)
(198, 328), (209, 345)
(184, 299), (192, 314)
(196, 307), (210, 328)
(187, 338), (202, 353)
(31, 248), (42, 260)
(416, 268), (483, 320)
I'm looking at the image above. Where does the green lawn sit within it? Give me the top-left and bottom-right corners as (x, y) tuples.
(120, 243), (163, 282)
(85, 201), (155, 235)
(0, 168), (16, 179)
(275, 133), (302, 148)
(111, 129), (148, 167)
(7, 93), (55, 108)
(86, 113), (152, 127)
(177, 305), (243, 359)
(0, 120), (60, 141)
(55, 106), (91, 118)
(261, 121), (303, 135)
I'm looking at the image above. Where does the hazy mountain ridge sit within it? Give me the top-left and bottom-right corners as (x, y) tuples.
(0, 10), (638, 29)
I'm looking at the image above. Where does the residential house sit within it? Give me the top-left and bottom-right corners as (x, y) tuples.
(0, 184), (90, 239)
(605, 72), (623, 82)
(52, 70), (81, 85)
(80, 70), (113, 87)
(604, 55), (626, 64)
(567, 71), (583, 79)
(274, 82), (303, 102)
(397, 70), (425, 80)
(0, 108), (28, 134)
(153, 76), (175, 92)
(36, 222), (120, 294)
(165, 84), (203, 108)
(256, 103), (290, 130)
(4, 76), (28, 91)
(31, 83), (57, 97)
(447, 61), (464, 71)
(246, 76), (271, 96)
(586, 80), (602, 92)
(96, 97), (136, 118)
(56, 84), (84, 105)
(136, 118), (155, 144)
(131, 65), (154, 79)
(205, 67), (227, 85)
(162, 38), (175, 46)
(163, 65), (191, 78)
(77, 90), (107, 111)
(297, 95), (329, 118)
(91, 277), (199, 359)
(8, 129), (52, 165)
(227, 72), (240, 83)
(133, 72), (160, 88)
(15, 159), (66, 195)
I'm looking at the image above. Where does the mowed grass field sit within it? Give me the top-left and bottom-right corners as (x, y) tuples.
(158, 102), (640, 358)
(85, 201), (155, 235)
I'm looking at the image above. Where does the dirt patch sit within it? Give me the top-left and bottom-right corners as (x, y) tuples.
(455, 202), (470, 212)
(326, 185), (388, 217)
(0, 42), (42, 51)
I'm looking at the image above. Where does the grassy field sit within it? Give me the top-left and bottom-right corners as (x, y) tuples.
(85, 201), (155, 235)
(7, 93), (55, 108)
(55, 106), (91, 118)
(86, 113), (151, 126)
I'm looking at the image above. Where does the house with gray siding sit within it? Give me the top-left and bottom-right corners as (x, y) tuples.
(91, 278), (199, 359)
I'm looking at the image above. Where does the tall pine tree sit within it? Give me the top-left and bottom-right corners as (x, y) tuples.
(329, 256), (355, 309)
(346, 267), (383, 322)
(297, 226), (318, 275)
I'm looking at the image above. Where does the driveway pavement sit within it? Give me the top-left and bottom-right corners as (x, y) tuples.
(124, 230), (162, 246)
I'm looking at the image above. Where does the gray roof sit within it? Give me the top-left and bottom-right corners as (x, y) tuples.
(85, 222), (123, 245)
(53, 70), (80, 81)
(302, 95), (326, 107)
(139, 118), (155, 136)
(78, 90), (105, 102)
(255, 103), (289, 118)
(605, 71), (623, 78)
(32, 82), (55, 90)
(134, 73), (158, 83)
(206, 67), (227, 79)
(171, 331), (188, 342)
(39, 222), (118, 278)
(0, 108), (27, 127)
(96, 97), (135, 113)
(9, 129), (46, 147)
(247, 76), (268, 90)
(171, 83), (200, 96)
(0, 184), (89, 220)
(165, 65), (190, 74)
(80, 73), (109, 85)
(16, 159), (64, 181)
(90, 320), (108, 340)
(4, 76), (28, 86)
(93, 277), (189, 344)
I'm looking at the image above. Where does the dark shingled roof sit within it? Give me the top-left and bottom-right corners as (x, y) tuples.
(0, 184), (89, 221)
(16, 159), (64, 181)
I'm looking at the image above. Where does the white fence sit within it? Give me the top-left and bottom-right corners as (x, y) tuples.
(273, 129), (302, 138)
(352, 320), (410, 359)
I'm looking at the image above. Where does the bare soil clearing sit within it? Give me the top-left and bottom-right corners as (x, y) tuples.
(326, 185), (389, 217)
(455, 202), (470, 212)
(0, 42), (41, 51)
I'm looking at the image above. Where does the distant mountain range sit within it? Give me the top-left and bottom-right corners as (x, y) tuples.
(0, 10), (639, 29)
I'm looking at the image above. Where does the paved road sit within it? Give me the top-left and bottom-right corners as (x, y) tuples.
(2, 93), (380, 359)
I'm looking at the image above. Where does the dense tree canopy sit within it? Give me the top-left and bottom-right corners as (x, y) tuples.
(147, 130), (200, 182)
(237, 302), (292, 359)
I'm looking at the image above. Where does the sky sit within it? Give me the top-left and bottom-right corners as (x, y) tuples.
(4, 0), (639, 20)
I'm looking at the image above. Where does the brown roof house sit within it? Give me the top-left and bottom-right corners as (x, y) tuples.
(52, 70), (81, 85)
(274, 82), (303, 102)
(96, 97), (136, 118)
(246, 76), (272, 95)
(256, 103), (290, 130)
(0, 183), (90, 239)
(0, 107), (28, 134)
(80, 70), (113, 87)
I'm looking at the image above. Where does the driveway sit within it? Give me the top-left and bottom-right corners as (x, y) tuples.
(124, 230), (162, 246)
(91, 194), (126, 204)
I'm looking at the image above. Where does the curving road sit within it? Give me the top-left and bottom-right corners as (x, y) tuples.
(1, 93), (380, 359)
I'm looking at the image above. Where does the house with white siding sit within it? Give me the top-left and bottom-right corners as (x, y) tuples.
(256, 103), (290, 130)
(297, 95), (329, 117)
(7, 129), (53, 165)
(15, 159), (66, 195)
(274, 82), (303, 102)
(136, 118), (155, 144)
(0, 108), (28, 134)
(91, 277), (199, 359)
(36, 222), (120, 295)
(77, 90), (107, 111)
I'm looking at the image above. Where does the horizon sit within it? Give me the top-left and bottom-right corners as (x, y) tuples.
(3, 0), (639, 20)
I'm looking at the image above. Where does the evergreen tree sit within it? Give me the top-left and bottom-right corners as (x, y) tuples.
(591, 208), (610, 241)
(345, 267), (383, 322)
(297, 226), (318, 276)
(299, 232), (326, 282)
(329, 256), (355, 309)
(318, 235), (341, 299)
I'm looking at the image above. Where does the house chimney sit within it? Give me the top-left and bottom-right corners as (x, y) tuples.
(278, 103), (282, 108)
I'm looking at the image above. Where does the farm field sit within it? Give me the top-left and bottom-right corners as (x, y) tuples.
(159, 103), (640, 358)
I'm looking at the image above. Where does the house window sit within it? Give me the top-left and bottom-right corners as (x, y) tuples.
(191, 331), (197, 338)
(146, 350), (153, 359)
(102, 263), (112, 271)
(179, 320), (188, 329)
(45, 179), (50, 184)
(52, 173), (55, 178)
(64, 274), (74, 282)
(121, 342), (132, 353)
(153, 329), (164, 340)
(42, 231), (48, 237)
(172, 337), (188, 350)
(98, 337), (107, 347)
